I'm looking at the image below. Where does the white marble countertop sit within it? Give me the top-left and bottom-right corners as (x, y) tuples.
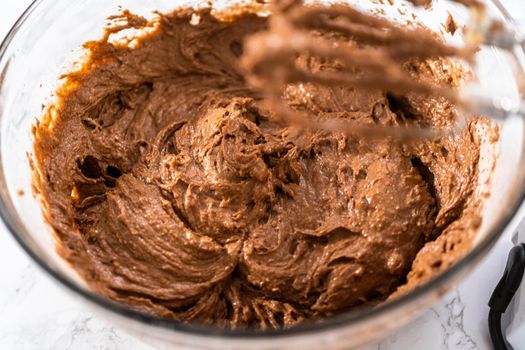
(2, 1), (525, 349)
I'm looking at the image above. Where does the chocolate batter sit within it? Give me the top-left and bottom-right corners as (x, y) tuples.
(33, 6), (494, 329)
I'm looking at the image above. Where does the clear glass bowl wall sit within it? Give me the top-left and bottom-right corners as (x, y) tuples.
(0, 0), (524, 349)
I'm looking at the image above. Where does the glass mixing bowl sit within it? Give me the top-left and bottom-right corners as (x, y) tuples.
(1, 0), (525, 349)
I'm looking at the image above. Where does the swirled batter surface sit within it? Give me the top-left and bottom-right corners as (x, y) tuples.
(33, 9), (494, 329)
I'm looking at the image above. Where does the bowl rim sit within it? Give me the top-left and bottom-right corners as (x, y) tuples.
(1, 0), (524, 339)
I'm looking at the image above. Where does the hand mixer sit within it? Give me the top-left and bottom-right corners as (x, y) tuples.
(240, 0), (525, 139)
